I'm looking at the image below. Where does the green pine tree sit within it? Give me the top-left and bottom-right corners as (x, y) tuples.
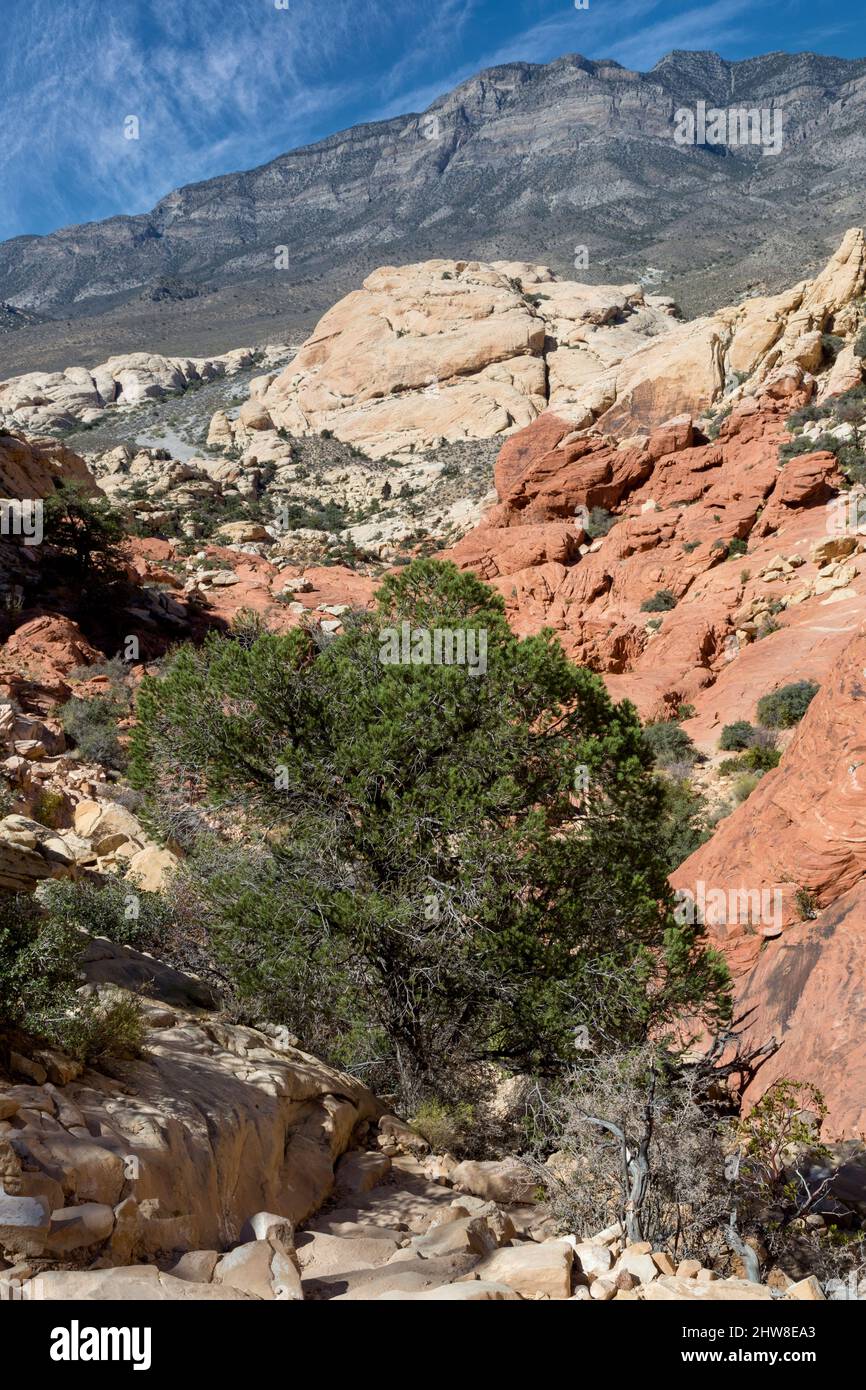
(131, 559), (729, 1096)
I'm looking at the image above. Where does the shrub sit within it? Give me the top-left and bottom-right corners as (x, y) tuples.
(60, 688), (130, 769)
(41, 484), (128, 589)
(641, 589), (677, 613)
(642, 720), (698, 769)
(727, 538), (748, 558)
(411, 1098), (475, 1154)
(732, 772), (761, 803)
(718, 756), (744, 776)
(585, 507), (616, 539)
(57, 993), (146, 1063)
(39, 876), (173, 955)
(822, 334), (845, 363)
(795, 886), (819, 921)
(30, 788), (66, 829)
(130, 558), (729, 1097)
(0, 893), (143, 1061)
(837, 445), (866, 486)
(676, 703), (696, 722)
(719, 721), (755, 751)
(656, 777), (710, 872)
(741, 744), (781, 773)
(756, 680), (820, 729)
(779, 436), (820, 464)
(527, 1045), (732, 1260)
(853, 327), (866, 360)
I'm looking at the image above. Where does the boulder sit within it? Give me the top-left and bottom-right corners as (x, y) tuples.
(46, 1203), (115, 1253)
(0, 1191), (50, 1255)
(376, 1279), (520, 1300)
(126, 843), (180, 891)
(334, 1151), (391, 1197)
(464, 1239), (573, 1299)
(214, 1239), (303, 1301)
(645, 1275), (773, 1301)
(451, 1157), (537, 1205)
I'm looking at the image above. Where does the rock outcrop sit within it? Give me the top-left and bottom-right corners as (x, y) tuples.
(0, 345), (290, 434)
(220, 231), (866, 460)
(241, 259), (678, 459)
(0, 940), (381, 1270)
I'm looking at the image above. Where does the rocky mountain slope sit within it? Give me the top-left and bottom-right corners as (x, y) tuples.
(4, 49), (866, 375)
(4, 224), (866, 1301)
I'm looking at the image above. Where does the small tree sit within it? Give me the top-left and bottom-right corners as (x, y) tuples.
(527, 1033), (775, 1261)
(131, 559), (730, 1099)
(41, 484), (127, 584)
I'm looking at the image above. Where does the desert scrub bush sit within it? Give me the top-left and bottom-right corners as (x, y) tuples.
(30, 787), (66, 829)
(757, 616), (782, 640)
(821, 334), (845, 363)
(854, 327), (866, 360)
(656, 777), (711, 873)
(0, 894), (143, 1061)
(787, 402), (832, 430)
(719, 746), (781, 778)
(39, 876), (173, 955)
(756, 680), (820, 729)
(727, 538), (748, 558)
(795, 886), (819, 921)
(837, 445), (866, 486)
(676, 703), (696, 722)
(60, 692), (127, 769)
(585, 507), (617, 539)
(130, 558), (730, 1099)
(642, 720), (698, 769)
(525, 1044), (732, 1260)
(67, 656), (128, 686)
(0, 778), (15, 819)
(410, 1098), (475, 1154)
(640, 589), (677, 613)
(58, 991), (146, 1063)
(719, 720), (756, 751)
(732, 772), (761, 804)
(779, 436), (821, 464)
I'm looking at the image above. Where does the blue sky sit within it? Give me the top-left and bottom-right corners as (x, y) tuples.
(1, 0), (864, 243)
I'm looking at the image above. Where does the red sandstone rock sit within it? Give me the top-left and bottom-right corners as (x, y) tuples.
(737, 882), (866, 1135)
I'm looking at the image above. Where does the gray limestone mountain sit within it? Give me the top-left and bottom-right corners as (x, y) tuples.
(3, 49), (866, 376)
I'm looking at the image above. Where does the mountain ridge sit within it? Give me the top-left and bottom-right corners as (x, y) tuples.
(3, 47), (866, 378)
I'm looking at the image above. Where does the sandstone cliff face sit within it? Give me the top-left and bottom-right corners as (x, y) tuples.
(219, 231), (866, 462)
(0, 432), (97, 498)
(254, 259), (677, 459)
(436, 237), (866, 1135)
